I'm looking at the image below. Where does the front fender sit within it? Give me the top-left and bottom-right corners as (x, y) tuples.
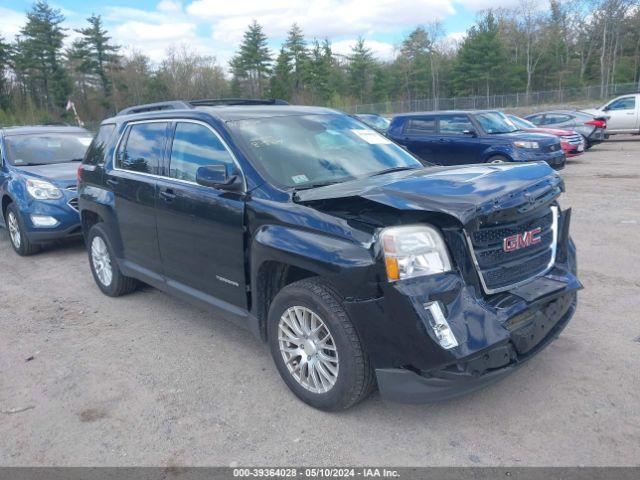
(480, 145), (514, 162)
(250, 224), (380, 301)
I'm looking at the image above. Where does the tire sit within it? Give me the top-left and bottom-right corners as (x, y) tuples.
(267, 278), (375, 411)
(486, 155), (509, 164)
(4, 203), (40, 256)
(582, 135), (592, 150)
(87, 223), (137, 297)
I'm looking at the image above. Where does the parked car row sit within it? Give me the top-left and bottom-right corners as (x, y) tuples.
(1, 98), (582, 412)
(353, 98), (629, 169)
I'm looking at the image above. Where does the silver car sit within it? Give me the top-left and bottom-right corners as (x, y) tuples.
(524, 110), (607, 149)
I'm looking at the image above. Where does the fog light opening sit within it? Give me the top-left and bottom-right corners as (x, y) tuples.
(424, 301), (459, 349)
(30, 215), (59, 227)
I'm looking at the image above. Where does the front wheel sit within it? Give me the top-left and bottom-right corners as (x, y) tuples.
(487, 155), (509, 164)
(5, 203), (39, 256)
(267, 278), (375, 411)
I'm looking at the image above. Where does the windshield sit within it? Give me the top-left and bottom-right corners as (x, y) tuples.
(475, 112), (519, 134)
(228, 114), (422, 188)
(5, 132), (93, 166)
(507, 115), (536, 130)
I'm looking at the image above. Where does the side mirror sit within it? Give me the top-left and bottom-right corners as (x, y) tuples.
(196, 164), (241, 190)
(462, 129), (477, 136)
(602, 105), (610, 111)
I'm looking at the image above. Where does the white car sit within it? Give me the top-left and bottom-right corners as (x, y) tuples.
(583, 93), (640, 135)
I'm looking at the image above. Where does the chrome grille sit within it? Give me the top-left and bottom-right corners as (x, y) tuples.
(465, 206), (558, 294)
(560, 134), (583, 145)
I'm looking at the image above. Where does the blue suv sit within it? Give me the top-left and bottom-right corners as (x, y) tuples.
(0, 125), (93, 255)
(387, 110), (566, 169)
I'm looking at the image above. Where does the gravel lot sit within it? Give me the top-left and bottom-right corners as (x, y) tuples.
(1, 137), (639, 467)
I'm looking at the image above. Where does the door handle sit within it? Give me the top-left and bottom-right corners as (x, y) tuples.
(106, 178), (119, 187)
(160, 188), (176, 201)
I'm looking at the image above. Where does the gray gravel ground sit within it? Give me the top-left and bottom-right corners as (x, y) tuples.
(0, 137), (639, 467)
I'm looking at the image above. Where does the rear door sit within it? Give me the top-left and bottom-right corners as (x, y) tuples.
(398, 116), (439, 163)
(603, 96), (638, 133)
(437, 114), (481, 165)
(155, 120), (247, 309)
(108, 121), (169, 274)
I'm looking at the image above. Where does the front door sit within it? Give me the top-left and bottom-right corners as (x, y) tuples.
(603, 96), (638, 133)
(437, 114), (481, 165)
(108, 121), (169, 274)
(155, 120), (247, 309)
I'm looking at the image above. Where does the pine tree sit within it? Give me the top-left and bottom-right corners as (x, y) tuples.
(230, 20), (272, 97)
(399, 26), (432, 100)
(452, 11), (509, 97)
(269, 47), (292, 100)
(284, 24), (309, 100)
(74, 14), (120, 100)
(0, 36), (11, 110)
(308, 39), (333, 104)
(14, 0), (70, 110)
(348, 37), (376, 103)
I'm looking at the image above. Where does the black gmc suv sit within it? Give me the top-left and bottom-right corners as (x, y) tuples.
(78, 99), (581, 410)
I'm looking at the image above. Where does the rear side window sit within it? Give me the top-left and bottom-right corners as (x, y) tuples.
(541, 114), (572, 125)
(84, 124), (115, 165)
(439, 115), (474, 134)
(404, 117), (436, 134)
(526, 114), (544, 125)
(168, 122), (234, 182)
(117, 122), (168, 175)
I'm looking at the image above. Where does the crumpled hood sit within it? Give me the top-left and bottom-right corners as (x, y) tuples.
(14, 162), (79, 184)
(295, 162), (563, 225)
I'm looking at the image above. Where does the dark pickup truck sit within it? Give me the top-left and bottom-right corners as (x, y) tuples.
(78, 100), (581, 410)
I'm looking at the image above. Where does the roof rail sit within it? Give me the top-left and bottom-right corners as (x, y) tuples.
(116, 98), (290, 116)
(189, 98), (289, 107)
(117, 101), (192, 116)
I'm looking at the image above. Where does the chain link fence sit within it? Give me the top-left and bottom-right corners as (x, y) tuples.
(351, 82), (640, 114)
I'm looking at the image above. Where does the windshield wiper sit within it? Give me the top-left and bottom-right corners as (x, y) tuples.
(294, 179), (347, 191)
(369, 166), (418, 177)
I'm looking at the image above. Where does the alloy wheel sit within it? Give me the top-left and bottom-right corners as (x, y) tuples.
(7, 211), (21, 249)
(91, 236), (113, 286)
(278, 306), (339, 394)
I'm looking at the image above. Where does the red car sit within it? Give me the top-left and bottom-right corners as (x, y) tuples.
(507, 114), (585, 157)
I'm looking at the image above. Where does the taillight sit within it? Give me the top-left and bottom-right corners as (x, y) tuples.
(77, 164), (84, 185)
(586, 119), (606, 128)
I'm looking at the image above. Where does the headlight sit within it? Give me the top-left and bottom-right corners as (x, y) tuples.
(513, 140), (540, 149)
(25, 178), (63, 200)
(380, 225), (452, 281)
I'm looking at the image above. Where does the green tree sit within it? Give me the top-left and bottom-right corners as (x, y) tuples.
(13, 0), (70, 110)
(348, 37), (376, 103)
(74, 14), (120, 101)
(284, 24), (309, 101)
(452, 11), (509, 96)
(229, 20), (272, 97)
(0, 36), (11, 109)
(269, 47), (292, 100)
(308, 39), (334, 104)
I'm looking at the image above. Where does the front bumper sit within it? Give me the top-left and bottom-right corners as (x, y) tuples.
(21, 196), (81, 242)
(344, 209), (581, 403)
(513, 149), (566, 170)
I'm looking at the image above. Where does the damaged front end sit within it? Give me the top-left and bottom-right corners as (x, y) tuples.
(296, 162), (582, 403)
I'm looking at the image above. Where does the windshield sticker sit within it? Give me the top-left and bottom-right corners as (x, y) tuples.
(291, 174), (309, 184)
(47, 141), (62, 148)
(78, 138), (92, 146)
(351, 129), (392, 145)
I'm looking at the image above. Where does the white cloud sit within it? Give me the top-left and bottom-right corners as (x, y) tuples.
(0, 7), (25, 40)
(454, 0), (545, 12)
(196, 0), (457, 44)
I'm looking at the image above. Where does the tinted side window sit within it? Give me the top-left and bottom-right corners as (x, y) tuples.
(439, 115), (474, 134)
(404, 117), (436, 134)
(526, 115), (544, 125)
(84, 124), (115, 165)
(118, 122), (167, 175)
(542, 114), (572, 125)
(169, 122), (234, 182)
(608, 97), (635, 110)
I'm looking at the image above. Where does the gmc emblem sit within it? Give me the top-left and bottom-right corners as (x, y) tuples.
(503, 227), (542, 253)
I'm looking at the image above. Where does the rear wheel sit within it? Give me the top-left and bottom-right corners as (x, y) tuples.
(267, 278), (375, 411)
(87, 223), (137, 297)
(582, 135), (592, 149)
(5, 203), (39, 256)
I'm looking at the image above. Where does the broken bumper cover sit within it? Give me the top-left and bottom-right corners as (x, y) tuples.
(376, 291), (577, 403)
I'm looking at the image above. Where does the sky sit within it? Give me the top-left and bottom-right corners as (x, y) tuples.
(0, 0), (528, 67)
